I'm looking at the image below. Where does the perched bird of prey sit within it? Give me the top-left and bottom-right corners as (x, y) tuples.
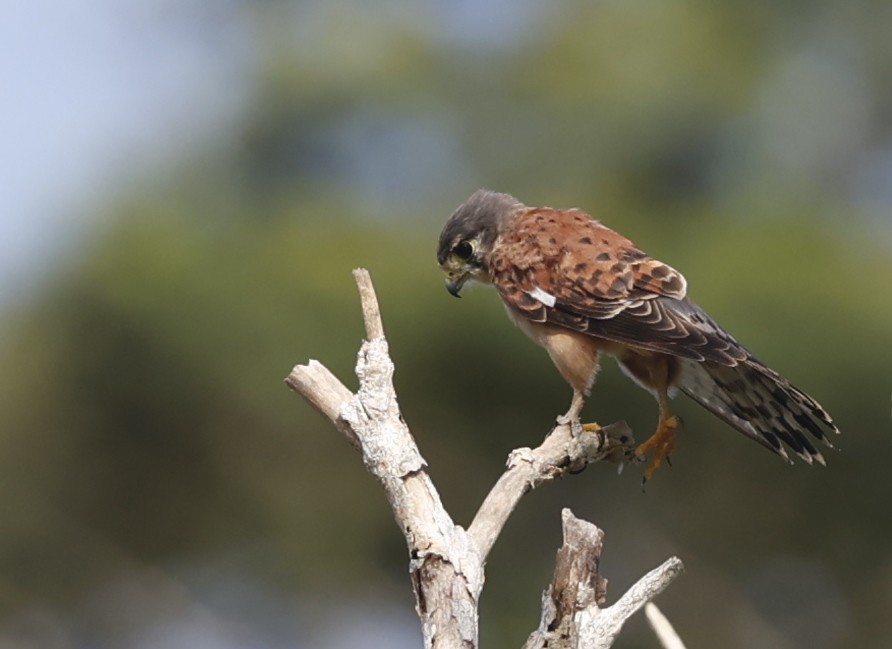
(437, 189), (839, 480)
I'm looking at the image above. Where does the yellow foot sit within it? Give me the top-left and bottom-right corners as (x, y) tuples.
(565, 419), (601, 437)
(635, 415), (681, 482)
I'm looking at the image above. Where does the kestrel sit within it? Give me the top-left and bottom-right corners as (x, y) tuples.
(436, 189), (839, 480)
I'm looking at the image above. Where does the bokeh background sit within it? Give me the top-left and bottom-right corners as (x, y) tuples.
(2, 1), (891, 647)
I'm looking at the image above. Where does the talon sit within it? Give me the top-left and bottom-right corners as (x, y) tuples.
(635, 409), (679, 481)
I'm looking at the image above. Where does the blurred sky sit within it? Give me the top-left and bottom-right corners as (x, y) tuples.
(4, 0), (891, 308)
(0, 0), (252, 304)
(0, 0), (552, 305)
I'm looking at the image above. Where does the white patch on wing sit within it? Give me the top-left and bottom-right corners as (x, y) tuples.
(527, 286), (557, 307)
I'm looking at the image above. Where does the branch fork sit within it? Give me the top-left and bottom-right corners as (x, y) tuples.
(285, 268), (685, 649)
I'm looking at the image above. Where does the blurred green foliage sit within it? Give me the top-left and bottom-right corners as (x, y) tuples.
(2, 1), (892, 647)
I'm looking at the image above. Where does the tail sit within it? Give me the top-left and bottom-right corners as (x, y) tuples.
(676, 356), (839, 464)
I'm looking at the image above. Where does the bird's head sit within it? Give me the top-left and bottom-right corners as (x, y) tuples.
(437, 189), (523, 297)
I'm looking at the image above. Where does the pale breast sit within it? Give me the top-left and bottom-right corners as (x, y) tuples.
(505, 305), (615, 396)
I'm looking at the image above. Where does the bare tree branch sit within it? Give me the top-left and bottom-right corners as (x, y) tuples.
(605, 557), (684, 632)
(645, 603), (688, 649)
(288, 269), (481, 648)
(468, 421), (633, 561)
(523, 510), (684, 649)
(285, 268), (686, 649)
(286, 361), (358, 448)
(354, 267), (384, 340)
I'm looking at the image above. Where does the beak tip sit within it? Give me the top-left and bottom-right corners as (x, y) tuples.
(445, 277), (464, 298)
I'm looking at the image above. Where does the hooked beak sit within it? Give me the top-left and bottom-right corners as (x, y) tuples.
(445, 273), (468, 298)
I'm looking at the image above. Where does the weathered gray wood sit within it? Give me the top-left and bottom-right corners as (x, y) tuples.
(285, 268), (685, 649)
(523, 510), (683, 649)
(468, 420), (633, 561)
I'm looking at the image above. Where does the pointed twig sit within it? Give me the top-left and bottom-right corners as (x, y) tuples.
(645, 603), (688, 649)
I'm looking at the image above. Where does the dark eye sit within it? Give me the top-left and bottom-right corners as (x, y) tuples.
(453, 240), (474, 261)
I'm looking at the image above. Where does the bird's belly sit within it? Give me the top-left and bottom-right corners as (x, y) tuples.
(505, 307), (606, 395)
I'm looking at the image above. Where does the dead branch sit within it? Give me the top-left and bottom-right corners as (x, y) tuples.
(285, 268), (685, 649)
(522, 510), (683, 649)
(468, 421), (632, 562)
(645, 602), (688, 649)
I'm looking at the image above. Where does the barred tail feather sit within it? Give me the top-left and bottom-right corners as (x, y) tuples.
(676, 357), (838, 465)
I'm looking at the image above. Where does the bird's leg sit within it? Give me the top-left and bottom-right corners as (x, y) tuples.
(557, 390), (601, 433)
(563, 389), (585, 421)
(635, 390), (680, 481)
